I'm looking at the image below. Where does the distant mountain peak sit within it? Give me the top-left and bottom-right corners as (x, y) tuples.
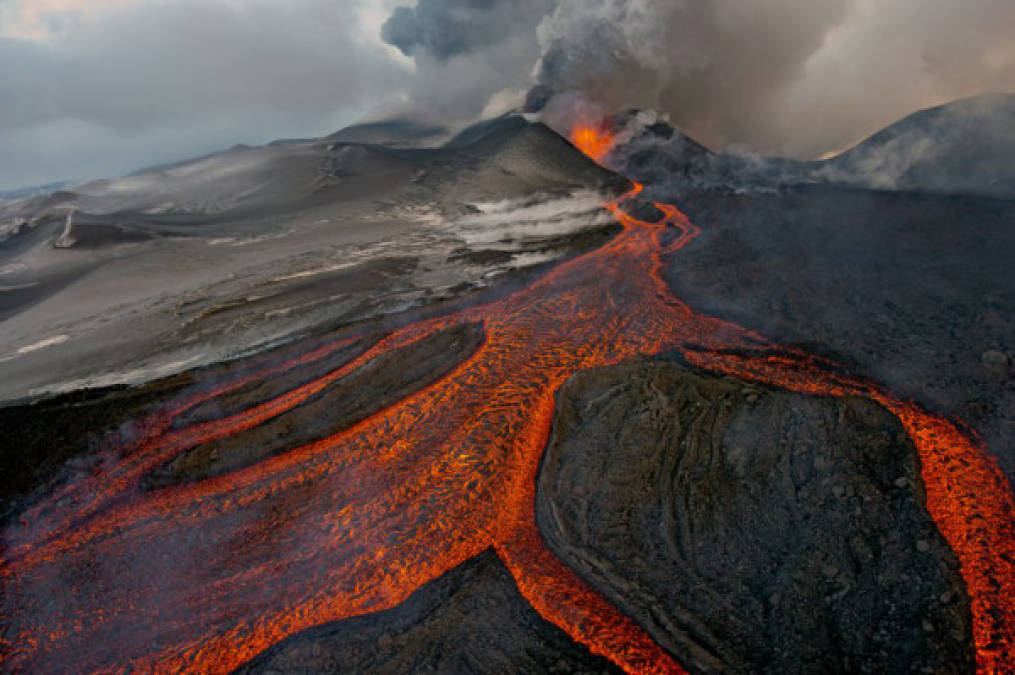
(816, 92), (1015, 198)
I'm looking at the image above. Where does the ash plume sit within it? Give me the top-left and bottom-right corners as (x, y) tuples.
(384, 0), (1015, 159)
(380, 0), (556, 120)
(3, 0), (1014, 189)
(531, 0), (848, 155)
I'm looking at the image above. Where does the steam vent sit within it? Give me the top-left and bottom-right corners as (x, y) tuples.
(1, 4), (1014, 673)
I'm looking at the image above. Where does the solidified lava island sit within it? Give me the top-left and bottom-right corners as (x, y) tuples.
(2, 98), (1015, 673)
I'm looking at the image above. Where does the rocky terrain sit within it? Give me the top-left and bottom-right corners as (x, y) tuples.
(611, 93), (1015, 201)
(239, 551), (619, 675)
(537, 359), (972, 674)
(1, 99), (1011, 673)
(667, 186), (1015, 484)
(230, 356), (978, 674)
(606, 94), (1015, 485)
(144, 322), (485, 489)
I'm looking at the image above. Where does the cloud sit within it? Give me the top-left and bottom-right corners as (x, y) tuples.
(777, 0), (1015, 156)
(382, 0), (502, 60)
(0, 0), (141, 40)
(0, 0), (411, 189)
(2, 0), (1014, 189)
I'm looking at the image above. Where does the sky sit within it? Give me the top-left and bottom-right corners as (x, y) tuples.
(1, 0), (1013, 190)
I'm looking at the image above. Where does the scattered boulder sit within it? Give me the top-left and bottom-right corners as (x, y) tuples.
(981, 349), (1010, 372)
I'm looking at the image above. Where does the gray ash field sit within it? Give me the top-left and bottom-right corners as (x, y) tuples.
(0, 115), (620, 403)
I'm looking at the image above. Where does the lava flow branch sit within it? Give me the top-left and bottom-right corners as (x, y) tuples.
(1, 127), (1012, 674)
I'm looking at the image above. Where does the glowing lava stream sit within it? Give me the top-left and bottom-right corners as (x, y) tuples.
(1, 152), (1013, 673)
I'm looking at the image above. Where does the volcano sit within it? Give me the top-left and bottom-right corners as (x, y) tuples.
(0, 105), (1013, 674)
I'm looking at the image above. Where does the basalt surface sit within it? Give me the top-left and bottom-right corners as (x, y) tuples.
(143, 322), (485, 489)
(0, 271), (529, 519)
(238, 551), (620, 675)
(537, 359), (974, 674)
(667, 186), (1015, 483)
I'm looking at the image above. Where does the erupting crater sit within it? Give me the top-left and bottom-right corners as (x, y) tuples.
(571, 124), (617, 164)
(0, 124), (1012, 674)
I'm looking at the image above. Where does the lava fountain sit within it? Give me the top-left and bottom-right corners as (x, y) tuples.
(0, 125), (1012, 674)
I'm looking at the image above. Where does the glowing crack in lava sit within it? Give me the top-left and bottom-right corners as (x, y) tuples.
(1, 128), (1013, 674)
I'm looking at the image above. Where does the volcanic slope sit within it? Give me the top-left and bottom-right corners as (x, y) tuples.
(817, 93), (1015, 198)
(2, 174), (1010, 674)
(668, 185), (1015, 483)
(611, 93), (1015, 200)
(0, 114), (621, 402)
(605, 94), (1015, 483)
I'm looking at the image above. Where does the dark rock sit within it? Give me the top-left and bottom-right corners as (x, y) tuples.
(171, 335), (379, 428)
(537, 359), (973, 674)
(143, 322), (485, 489)
(981, 350), (1010, 371)
(669, 185), (1015, 483)
(236, 551), (620, 675)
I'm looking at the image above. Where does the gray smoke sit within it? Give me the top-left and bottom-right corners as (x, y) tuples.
(0, 0), (408, 190)
(3, 0), (1014, 190)
(775, 0), (1015, 157)
(383, 0), (509, 60)
(385, 0), (1015, 158)
(533, 0), (848, 154)
(380, 0), (554, 119)
(534, 0), (1015, 157)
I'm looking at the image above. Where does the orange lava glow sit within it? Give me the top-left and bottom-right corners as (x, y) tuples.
(1, 155), (1013, 673)
(571, 124), (616, 162)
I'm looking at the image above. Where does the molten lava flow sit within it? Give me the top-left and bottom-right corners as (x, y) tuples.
(1, 146), (1013, 673)
(571, 124), (616, 163)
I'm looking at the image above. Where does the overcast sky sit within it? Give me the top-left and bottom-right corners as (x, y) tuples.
(1, 0), (1013, 190)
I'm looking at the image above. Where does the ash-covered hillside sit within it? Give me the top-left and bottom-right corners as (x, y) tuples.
(817, 93), (1015, 198)
(607, 94), (1015, 484)
(609, 93), (1015, 200)
(0, 114), (623, 403)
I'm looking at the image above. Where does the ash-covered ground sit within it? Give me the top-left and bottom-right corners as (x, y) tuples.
(1, 100), (1012, 673)
(0, 115), (620, 403)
